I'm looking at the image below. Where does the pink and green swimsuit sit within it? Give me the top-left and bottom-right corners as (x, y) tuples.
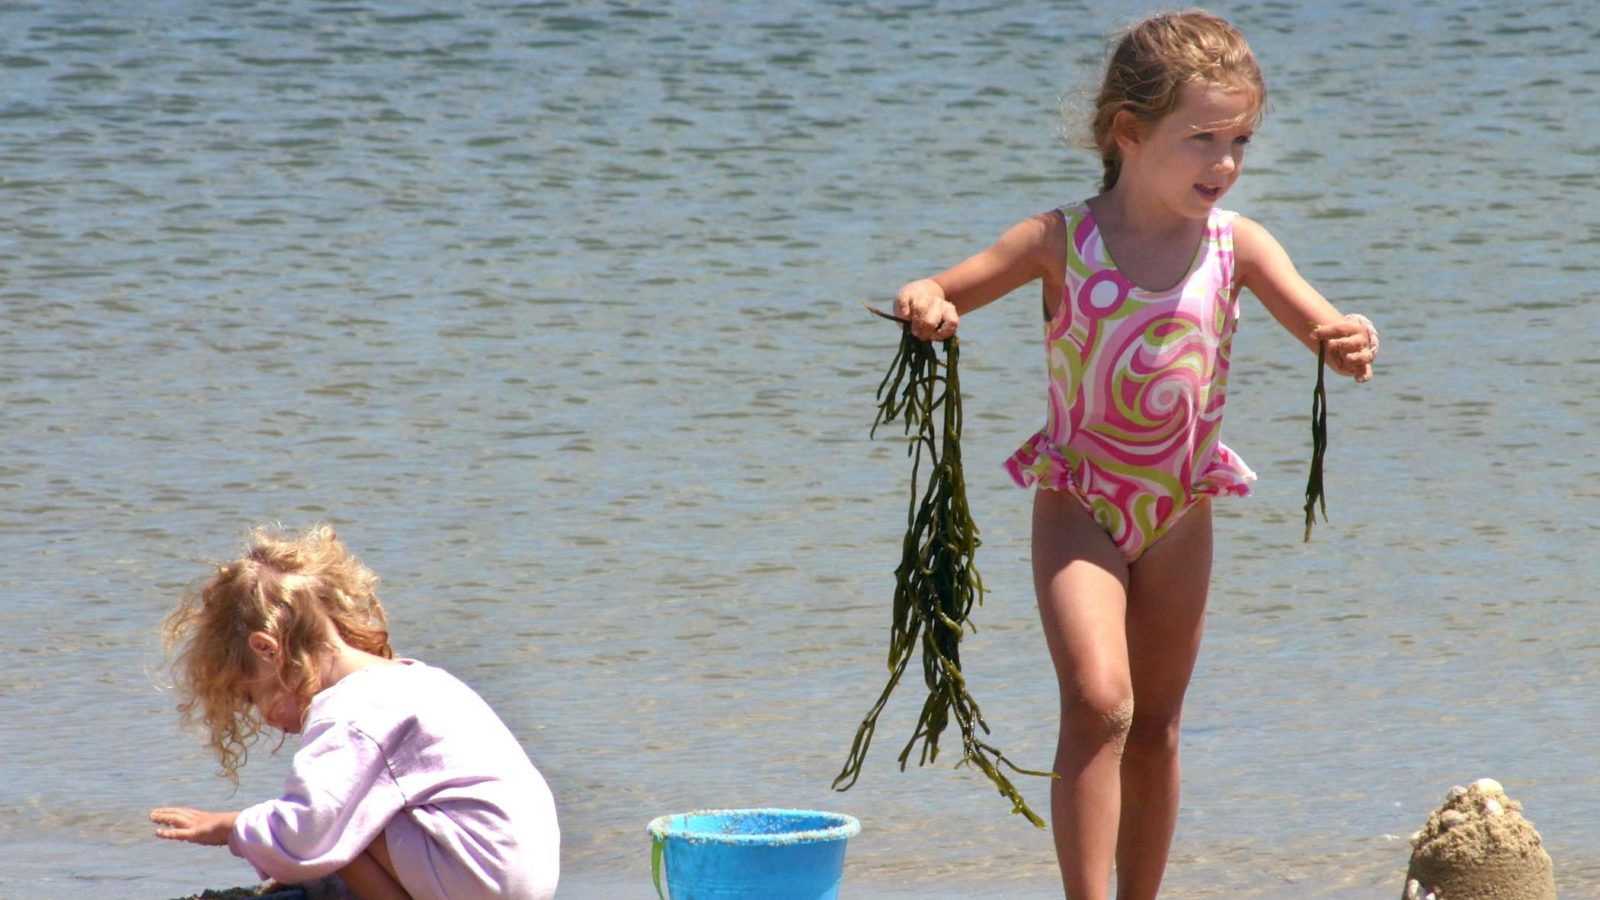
(1004, 202), (1256, 562)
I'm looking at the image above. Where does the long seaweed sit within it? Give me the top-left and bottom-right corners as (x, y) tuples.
(834, 304), (1051, 828)
(1303, 340), (1328, 542)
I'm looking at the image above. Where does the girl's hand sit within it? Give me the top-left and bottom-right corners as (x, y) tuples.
(150, 806), (238, 846)
(894, 278), (959, 342)
(1311, 314), (1379, 383)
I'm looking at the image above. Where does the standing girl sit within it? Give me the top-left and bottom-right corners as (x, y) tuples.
(150, 524), (560, 900)
(893, 10), (1378, 899)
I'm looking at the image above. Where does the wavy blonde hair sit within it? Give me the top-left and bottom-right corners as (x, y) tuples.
(1091, 9), (1265, 191)
(163, 523), (394, 781)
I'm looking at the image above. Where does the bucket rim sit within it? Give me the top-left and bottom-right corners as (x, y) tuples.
(647, 807), (861, 845)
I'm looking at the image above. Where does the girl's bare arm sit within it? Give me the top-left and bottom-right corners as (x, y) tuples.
(895, 211), (1062, 340)
(1234, 215), (1377, 382)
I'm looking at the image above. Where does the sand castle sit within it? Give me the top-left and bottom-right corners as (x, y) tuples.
(1403, 778), (1555, 900)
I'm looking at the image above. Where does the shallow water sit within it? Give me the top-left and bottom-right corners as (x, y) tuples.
(1, 0), (1596, 897)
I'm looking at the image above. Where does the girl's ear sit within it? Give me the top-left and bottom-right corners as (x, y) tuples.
(1112, 109), (1142, 154)
(247, 631), (280, 663)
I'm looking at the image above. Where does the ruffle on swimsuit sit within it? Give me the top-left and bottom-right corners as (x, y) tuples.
(1004, 202), (1256, 562)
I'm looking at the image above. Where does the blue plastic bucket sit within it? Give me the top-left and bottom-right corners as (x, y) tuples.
(647, 808), (861, 899)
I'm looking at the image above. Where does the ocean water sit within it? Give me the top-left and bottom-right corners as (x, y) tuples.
(1, 0), (1596, 897)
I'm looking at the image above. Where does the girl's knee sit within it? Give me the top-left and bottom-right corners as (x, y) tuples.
(1125, 706), (1183, 757)
(1062, 691), (1135, 754)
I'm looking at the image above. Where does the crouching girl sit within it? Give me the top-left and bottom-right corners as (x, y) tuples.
(151, 524), (559, 900)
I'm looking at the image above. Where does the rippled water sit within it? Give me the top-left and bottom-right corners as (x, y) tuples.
(1, 1), (1596, 897)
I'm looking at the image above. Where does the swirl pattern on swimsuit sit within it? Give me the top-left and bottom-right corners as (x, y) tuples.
(1004, 203), (1256, 561)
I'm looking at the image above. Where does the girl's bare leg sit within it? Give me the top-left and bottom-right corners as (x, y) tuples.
(1032, 489), (1132, 900)
(338, 831), (413, 900)
(1114, 500), (1213, 900)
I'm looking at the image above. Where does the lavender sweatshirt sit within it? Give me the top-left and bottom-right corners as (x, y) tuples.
(230, 660), (559, 899)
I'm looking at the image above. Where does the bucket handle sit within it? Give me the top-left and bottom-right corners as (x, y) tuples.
(651, 831), (667, 900)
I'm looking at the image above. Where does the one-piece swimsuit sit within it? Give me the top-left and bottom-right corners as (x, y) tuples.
(1004, 202), (1256, 562)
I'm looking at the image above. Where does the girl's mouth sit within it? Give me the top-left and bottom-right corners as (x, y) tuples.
(1195, 183), (1222, 201)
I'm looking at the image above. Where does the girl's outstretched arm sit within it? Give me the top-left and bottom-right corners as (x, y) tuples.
(150, 806), (239, 846)
(1233, 215), (1378, 382)
(895, 211), (1063, 340)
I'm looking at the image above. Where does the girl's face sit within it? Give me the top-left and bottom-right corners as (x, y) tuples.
(1126, 81), (1257, 217)
(243, 656), (306, 733)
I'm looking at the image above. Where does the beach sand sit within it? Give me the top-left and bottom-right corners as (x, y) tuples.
(170, 885), (310, 900)
(1403, 778), (1555, 900)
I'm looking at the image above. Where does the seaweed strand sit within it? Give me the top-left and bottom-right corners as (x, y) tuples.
(835, 309), (1051, 828)
(1303, 340), (1329, 542)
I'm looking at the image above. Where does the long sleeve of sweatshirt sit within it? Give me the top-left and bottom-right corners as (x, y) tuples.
(230, 718), (408, 881)
(225, 661), (559, 900)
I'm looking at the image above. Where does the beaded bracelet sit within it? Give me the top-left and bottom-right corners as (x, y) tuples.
(1347, 312), (1380, 358)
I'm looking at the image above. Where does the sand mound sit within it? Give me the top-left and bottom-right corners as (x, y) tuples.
(1403, 778), (1554, 900)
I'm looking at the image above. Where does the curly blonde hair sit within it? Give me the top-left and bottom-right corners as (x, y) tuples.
(1092, 9), (1265, 191)
(163, 523), (394, 781)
